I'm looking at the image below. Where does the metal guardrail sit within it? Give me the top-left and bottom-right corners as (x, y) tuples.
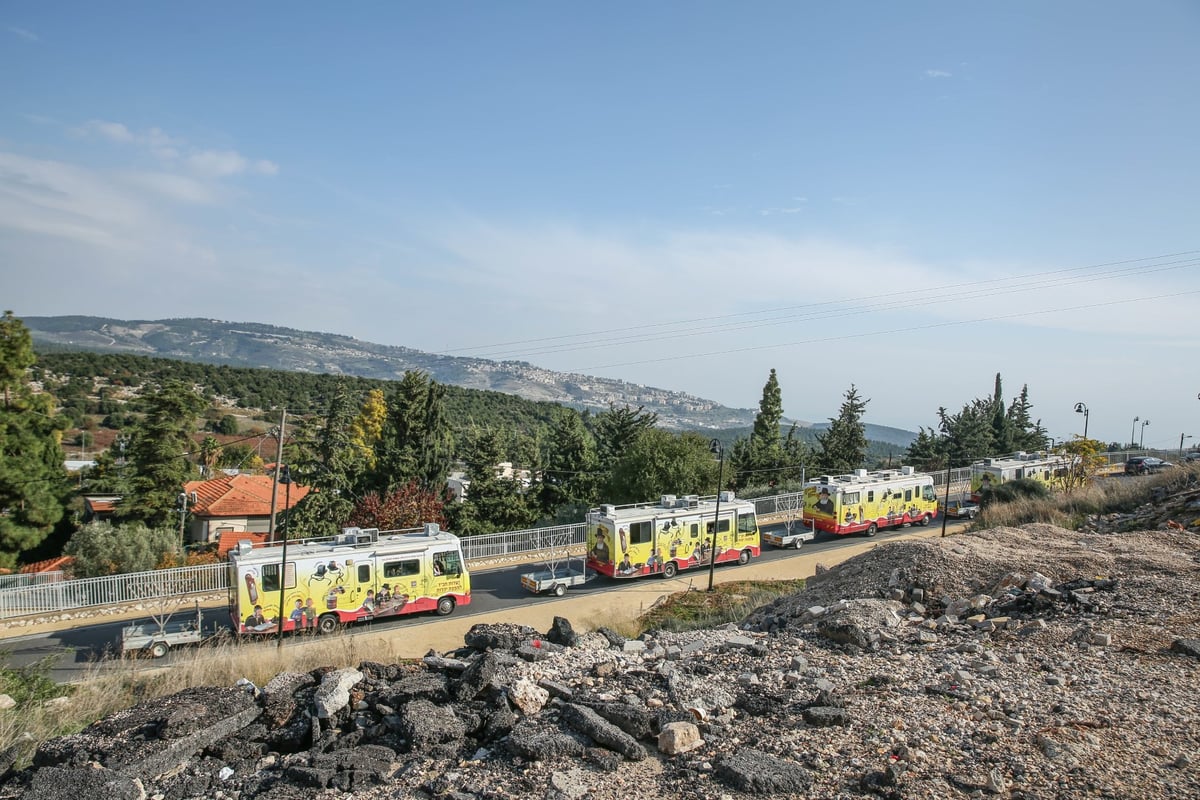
(0, 563), (228, 619)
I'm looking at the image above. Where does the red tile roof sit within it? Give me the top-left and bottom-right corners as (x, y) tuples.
(20, 556), (73, 574)
(184, 474), (311, 518)
(216, 529), (270, 556)
(85, 496), (120, 513)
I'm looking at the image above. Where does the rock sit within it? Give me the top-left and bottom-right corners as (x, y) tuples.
(463, 622), (540, 652)
(715, 748), (812, 792)
(313, 668), (363, 719)
(455, 652), (499, 702)
(802, 706), (851, 727)
(398, 699), (466, 751)
(545, 616), (580, 647)
(560, 703), (646, 761)
(657, 721), (703, 755)
(509, 678), (550, 715)
(507, 722), (585, 761)
(1171, 639), (1200, 659)
(0, 696), (14, 711)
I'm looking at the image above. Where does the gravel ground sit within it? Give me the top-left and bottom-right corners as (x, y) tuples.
(355, 523), (1200, 799)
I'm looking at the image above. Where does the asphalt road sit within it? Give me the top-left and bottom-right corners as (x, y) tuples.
(0, 519), (967, 684)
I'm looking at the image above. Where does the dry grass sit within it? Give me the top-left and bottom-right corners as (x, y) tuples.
(0, 629), (414, 766)
(973, 464), (1199, 531)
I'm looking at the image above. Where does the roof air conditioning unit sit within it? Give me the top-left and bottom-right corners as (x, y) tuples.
(719, 491), (735, 502)
(423, 523), (440, 537)
(900, 466), (914, 475)
(601, 505), (617, 516)
(660, 495), (677, 508)
(854, 469), (868, 478)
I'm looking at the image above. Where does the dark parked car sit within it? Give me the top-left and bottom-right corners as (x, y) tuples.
(1125, 456), (1173, 475)
(1184, 452), (1200, 464)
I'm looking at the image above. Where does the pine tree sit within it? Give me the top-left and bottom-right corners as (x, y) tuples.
(990, 374), (1014, 455)
(537, 408), (598, 520)
(904, 426), (947, 472)
(120, 380), (206, 528)
(812, 385), (869, 475)
(937, 400), (994, 467)
(1007, 384), (1046, 451)
(0, 313), (69, 567)
(453, 426), (539, 534)
(592, 403), (658, 468)
(287, 381), (362, 537)
(739, 369), (786, 487)
(374, 371), (452, 492)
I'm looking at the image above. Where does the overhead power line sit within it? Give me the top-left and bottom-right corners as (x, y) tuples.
(435, 249), (1199, 363)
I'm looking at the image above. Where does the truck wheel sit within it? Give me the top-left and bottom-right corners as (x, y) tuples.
(866, 523), (878, 537)
(150, 641), (169, 659)
(920, 514), (932, 526)
(317, 614), (340, 635)
(662, 561), (678, 579)
(552, 583), (566, 597)
(436, 596), (456, 616)
(792, 538), (804, 550)
(738, 548), (752, 565)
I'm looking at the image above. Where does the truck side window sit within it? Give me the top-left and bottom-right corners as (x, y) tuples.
(384, 559), (420, 578)
(358, 564), (370, 583)
(434, 551), (462, 577)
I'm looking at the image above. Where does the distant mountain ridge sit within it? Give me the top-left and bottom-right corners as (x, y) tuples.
(24, 315), (917, 444)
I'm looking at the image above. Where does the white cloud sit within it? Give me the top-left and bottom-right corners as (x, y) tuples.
(73, 120), (277, 178)
(7, 26), (38, 42)
(0, 151), (150, 248)
(123, 171), (219, 204)
(924, 69), (952, 78)
(79, 120), (135, 143)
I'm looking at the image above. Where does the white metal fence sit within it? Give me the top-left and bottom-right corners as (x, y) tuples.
(0, 563), (228, 619)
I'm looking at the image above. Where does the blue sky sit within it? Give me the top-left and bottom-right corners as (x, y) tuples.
(3, 2), (1199, 448)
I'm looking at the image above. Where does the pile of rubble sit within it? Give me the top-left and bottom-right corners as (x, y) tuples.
(4, 522), (1200, 799)
(1079, 474), (1200, 535)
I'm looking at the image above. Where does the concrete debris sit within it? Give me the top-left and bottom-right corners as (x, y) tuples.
(3, 519), (1200, 799)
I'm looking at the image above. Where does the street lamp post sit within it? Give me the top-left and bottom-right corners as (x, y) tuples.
(276, 465), (293, 649)
(1074, 403), (1089, 440)
(1131, 417), (1139, 450)
(1181, 434), (1193, 459)
(176, 491), (196, 558)
(1140, 419), (1150, 449)
(707, 439), (724, 593)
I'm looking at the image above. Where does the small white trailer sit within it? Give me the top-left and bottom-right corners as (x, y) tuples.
(120, 603), (207, 658)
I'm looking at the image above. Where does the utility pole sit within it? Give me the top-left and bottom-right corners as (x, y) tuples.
(707, 439), (724, 593)
(267, 408), (286, 543)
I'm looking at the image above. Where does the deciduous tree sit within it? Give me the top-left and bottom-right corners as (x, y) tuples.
(605, 429), (718, 504)
(64, 520), (178, 577)
(347, 480), (448, 531)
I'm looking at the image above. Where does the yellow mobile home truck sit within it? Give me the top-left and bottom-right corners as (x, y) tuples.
(803, 466), (938, 536)
(227, 523), (470, 635)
